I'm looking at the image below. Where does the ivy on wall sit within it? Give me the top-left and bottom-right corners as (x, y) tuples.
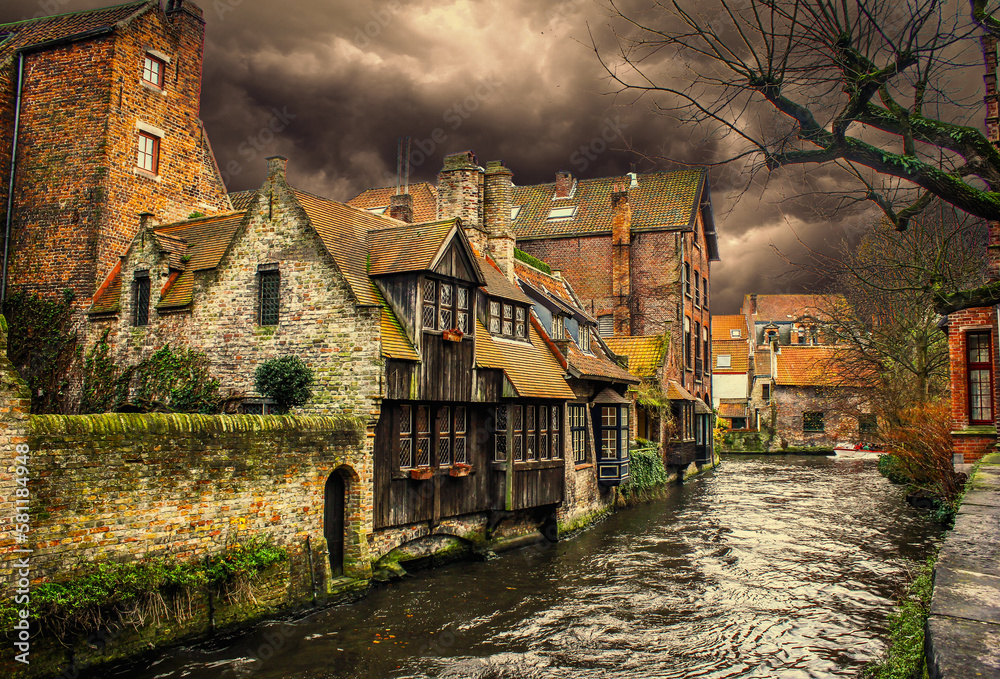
(81, 333), (222, 414)
(2, 288), (78, 414)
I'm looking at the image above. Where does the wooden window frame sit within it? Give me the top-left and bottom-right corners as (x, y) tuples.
(423, 278), (470, 334)
(398, 403), (469, 469)
(967, 331), (994, 425)
(803, 411), (825, 433)
(571, 404), (588, 463)
(142, 53), (166, 88)
(684, 262), (691, 297)
(488, 299), (527, 341)
(137, 131), (160, 175)
(694, 270), (701, 307)
(595, 404), (629, 460)
(579, 326), (591, 353)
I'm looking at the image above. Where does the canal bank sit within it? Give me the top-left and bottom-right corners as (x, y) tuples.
(92, 455), (940, 679)
(925, 452), (1000, 678)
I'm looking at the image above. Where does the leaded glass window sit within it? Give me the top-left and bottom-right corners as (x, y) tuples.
(454, 407), (467, 464)
(133, 272), (150, 327)
(490, 300), (501, 334)
(539, 405), (549, 460)
(416, 405), (431, 466)
(968, 331), (993, 424)
(399, 405), (413, 468)
(515, 307), (526, 339)
(259, 270), (280, 326)
(512, 405), (523, 461)
(423, 279), (437, 329)
(494, 404), (508, 461)
(503, 303), (513, 337)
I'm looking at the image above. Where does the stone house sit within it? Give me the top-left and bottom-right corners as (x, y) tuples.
(0, 1), (230, 306)
(86, 154), (639, 576)
(349, 156), (721, 468)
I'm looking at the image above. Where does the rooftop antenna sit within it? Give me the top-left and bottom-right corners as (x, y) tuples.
(395, 137), (402, 195)
(404, 136), (411, 194)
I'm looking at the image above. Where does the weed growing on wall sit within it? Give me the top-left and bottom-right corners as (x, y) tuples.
(618, 447), (669, 502)
(0, 538), (287, 641)
(860, 557), (934, 679)
(2, 289), (78, 413)
(254, 356), (314, 413)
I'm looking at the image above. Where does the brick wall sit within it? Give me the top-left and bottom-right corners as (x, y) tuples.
(947, 305), (998, 462)
(771, 384), (865, 449)
(5, 3), (230, 305)
(519, 235), (613, 316)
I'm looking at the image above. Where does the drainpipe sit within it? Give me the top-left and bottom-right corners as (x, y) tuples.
(1, 52), (24, 304)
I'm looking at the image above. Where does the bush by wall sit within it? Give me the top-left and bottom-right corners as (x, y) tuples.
(619, 447), (670, 502)
(254, 356), (314, 413)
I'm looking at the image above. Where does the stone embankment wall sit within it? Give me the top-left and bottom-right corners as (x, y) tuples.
(925, 453), (1000, 677)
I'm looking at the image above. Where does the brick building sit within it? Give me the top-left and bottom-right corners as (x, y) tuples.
(943, 306), (997, 463)
(350, 160), (721, 467)
(737, 293), (875, 450)
(0, 0), (230, 306)
(711, 314), (751, 429)
(87, 154), (638, 574)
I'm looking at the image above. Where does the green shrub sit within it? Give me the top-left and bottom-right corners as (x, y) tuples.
(619, 447), (669, 497)
(514, 248), (552, 274)
(878, 454), (912, 486)
(860, 558), (934, 679)
(254, 356), (314, 413)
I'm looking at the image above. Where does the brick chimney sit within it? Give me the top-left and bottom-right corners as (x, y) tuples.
(750, 293), (758, 315)
(139, 211), (156, 232)
(166, 0), (205, 22)
(484, 160), (515, 281)
(437, 151), (486, 253)
(555, 171), (574, 198)
(389, 194), (414, 223)
(611, 183), (631, 335)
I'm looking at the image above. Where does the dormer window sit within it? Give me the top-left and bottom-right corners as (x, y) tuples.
(488, 300), (529, 340)
(511, 206), (522, 221)
(579, 326), (591, 353)
(552, 314), (565, 341)
(515, 307), (526, 339)
(730, 329), (741, 338)
(547, 206), (576, 221)
(489, 300), (501, 334)
(422, 279), (469, 333)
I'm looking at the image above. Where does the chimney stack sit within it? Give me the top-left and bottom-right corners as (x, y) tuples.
(266, 155), (288, 179)
(389, 194), (414, 223)
(750, 293), (758, 315)
(611, 182), (632, 336)
(484, 160), (515, 281)
(139, 211), (156, 232)
(437, 151), (486, 253)
(555, 171), (574, 198)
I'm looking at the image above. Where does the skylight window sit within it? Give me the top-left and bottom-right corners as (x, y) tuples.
(367, 206), (388, 215)
(730, 329), (741, 338)
(547, 206), (576, 221)
(717, 355), (731, 368)
(511, 206), (522, 220)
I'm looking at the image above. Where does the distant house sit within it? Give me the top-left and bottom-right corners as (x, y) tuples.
(711, 314), (751, 429)
(739, 293), (875, 450)
(89, 155), (639, 577)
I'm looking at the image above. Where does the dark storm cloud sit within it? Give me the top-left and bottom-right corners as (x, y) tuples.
(0, 0), (867, 313)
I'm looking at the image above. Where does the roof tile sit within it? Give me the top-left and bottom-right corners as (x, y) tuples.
(474, 319), (575, 399)
(346, 182), (439, 223)
(604, 335), (667, 380)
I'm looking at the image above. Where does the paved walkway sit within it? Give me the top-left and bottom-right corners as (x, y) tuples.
(925, 453), (1000, 678)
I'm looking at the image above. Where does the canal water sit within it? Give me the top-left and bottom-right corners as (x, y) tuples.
(112, 455), (942, 679)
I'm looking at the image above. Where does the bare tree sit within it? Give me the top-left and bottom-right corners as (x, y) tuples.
(595, 0), (1000, 308)
(794, 203), (986, 423)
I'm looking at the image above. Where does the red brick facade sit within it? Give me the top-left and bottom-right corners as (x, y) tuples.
(947, 305), (998, 462)
(1, 1), (230, 305)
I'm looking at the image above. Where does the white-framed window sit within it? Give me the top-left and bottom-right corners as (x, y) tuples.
(137, 131), (159, 174)
(579, 326), (591, 353)
(716, 355), (731, 368)
(730, 328), (741, 338)
(142, 53), (165, 88)
(552, 314), (564, 341)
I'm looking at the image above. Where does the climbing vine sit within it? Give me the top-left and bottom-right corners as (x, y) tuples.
(81, 335), (221, 414)
(2, 288), (78, 413)
(618, 447), (669, 500)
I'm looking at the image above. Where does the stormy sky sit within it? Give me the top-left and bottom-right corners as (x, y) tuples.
(1, 0), (911, 313)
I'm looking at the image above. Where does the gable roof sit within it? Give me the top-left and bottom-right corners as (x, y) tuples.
(367, 219), (460, 276)
(604, 335), (667, 380)
(512, 169), (717, 254)
(711, 339), (750, 373)
(478, 257), (534, 305)
(712, 314), (749, 341)
(743, 294), (841, 325)
(346, 182), (439, 224)
(474, 319), (575, 399)
(0, 1), (149, 63)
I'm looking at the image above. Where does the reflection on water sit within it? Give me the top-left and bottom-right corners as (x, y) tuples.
(107, 455), (941, 679)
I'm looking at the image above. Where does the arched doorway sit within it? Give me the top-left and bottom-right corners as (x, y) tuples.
(324, 471), (346, 576)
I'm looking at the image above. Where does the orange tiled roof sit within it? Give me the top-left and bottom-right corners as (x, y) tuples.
(604, 335), (667, 380)
(712, 339), (750, 373)
(754, 351), (772, 377)
(0, 1), (149, 63)
(743, 294), (842, 324)
(229, 190), (257, 211)
(712, 314), (748, 341)
(718, 400), (748, 419)
(474, 319), (575, 399)
(368, 220), (457, 276)
(293, 189), (395, 306)
(477, 257), (534, 305)
(512, 169), (707, 241)
(155, 212), (245, 309)
(774, 346), (864, 387)
(372, 284), (418, 361)
(666, 380), (695, 401)
(89, 260), (122, 314)
(346, 182), (439, 224)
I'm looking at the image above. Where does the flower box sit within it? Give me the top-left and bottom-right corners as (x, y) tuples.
(409, 467), (433, 480)
(442, 329), (464, 342)
(448, 464), (472, 477)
